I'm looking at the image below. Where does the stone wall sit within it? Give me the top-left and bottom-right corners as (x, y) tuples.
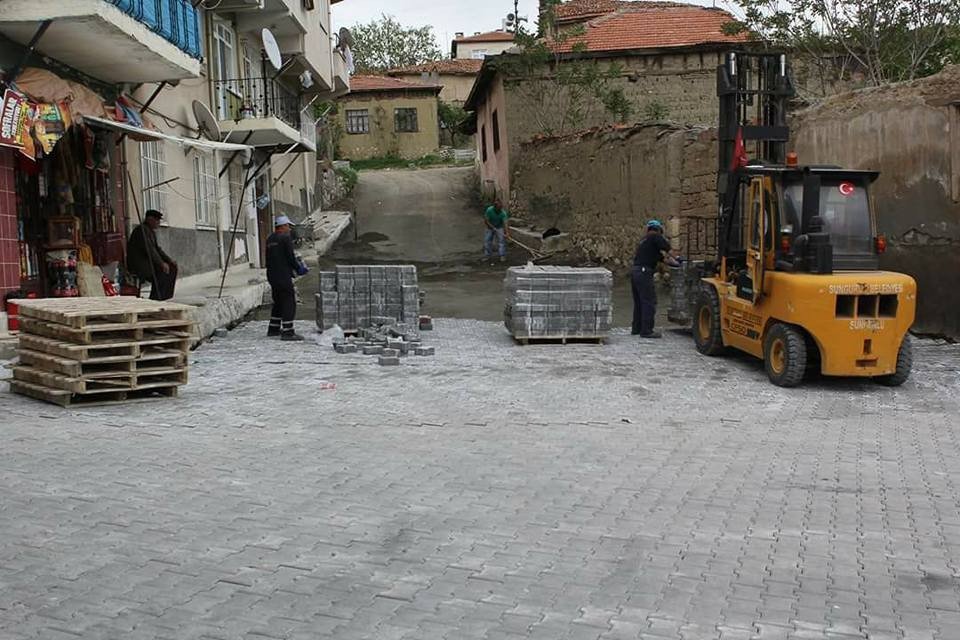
(511, 123), (718, 266)
(792, 65), (960, 338)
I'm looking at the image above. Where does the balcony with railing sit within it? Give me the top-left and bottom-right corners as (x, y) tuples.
(213, 78), (316, 152)
(0, 0), (203, 83)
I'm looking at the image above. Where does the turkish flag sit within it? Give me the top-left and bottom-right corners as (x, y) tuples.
(730, 127), (748, 170)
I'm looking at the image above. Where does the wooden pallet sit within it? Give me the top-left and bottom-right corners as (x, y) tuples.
(19, 317), (192, 345)
(17, 349), (185, 378)
(19, 334), (191, 360)
(512, 335), (607, 345)
(15, 297), (192, 329)
(13, 364), (188, 393)
(9, 379), (179, 407)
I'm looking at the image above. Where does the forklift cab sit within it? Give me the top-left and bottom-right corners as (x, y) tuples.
(732, 166), (884, 303)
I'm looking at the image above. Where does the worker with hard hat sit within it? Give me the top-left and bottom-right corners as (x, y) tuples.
(631, 219), (679, 338)
(266, 215), (309, 341)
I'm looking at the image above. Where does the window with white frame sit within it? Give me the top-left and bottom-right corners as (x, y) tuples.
(227, 163), (246, 230)
(140, 141), (167, 214)
(193, 154), (219, 228)
(212, 20), (238, 119)
(471, 49), (488, 59)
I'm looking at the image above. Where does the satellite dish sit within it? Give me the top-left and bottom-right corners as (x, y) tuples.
(192, 100), (221, 140)
(338, 27), (354, 49)
(262, 28), (282, 70)
(507, 12), (516, 21)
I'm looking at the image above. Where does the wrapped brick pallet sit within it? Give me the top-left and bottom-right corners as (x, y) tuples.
(316, 265), (419, 333)
(504, 265), (613, 343)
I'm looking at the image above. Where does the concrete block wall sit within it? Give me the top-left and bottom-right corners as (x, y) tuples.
(511, 123), (718, 266)
(791, 64), (960, 338)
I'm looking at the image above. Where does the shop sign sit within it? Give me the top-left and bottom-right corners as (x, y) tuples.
(33, 102), (72, 155)
(0, 89), (32, 153)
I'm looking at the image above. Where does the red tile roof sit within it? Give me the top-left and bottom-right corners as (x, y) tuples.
(554, 0), (691, 21)
(551, 5), (747, 53)
(454, 30), (515, 43)
(349, 75), (442, 93)
(388, 59), (484, 77)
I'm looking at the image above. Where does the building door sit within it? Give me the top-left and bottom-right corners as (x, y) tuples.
(212, 20), (238, 120)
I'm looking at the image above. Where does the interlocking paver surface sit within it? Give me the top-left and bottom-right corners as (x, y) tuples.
(1, 319), (958, 640)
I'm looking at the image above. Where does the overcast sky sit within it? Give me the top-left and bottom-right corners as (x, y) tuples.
(332, 0), (736, 54)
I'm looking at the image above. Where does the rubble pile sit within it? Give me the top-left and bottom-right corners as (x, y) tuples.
(504, 265), (613, 341)
(316, 265), (419, 333)
(331, 317), (434, 366)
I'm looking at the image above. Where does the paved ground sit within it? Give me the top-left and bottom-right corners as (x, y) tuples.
(1, 320), (959, 640)
(330, 166), (481, 265)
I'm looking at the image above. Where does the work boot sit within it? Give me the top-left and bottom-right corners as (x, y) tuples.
(281, 333), (305, 342)
(267, 317), (281, 337)
(639, 331), (662, 339)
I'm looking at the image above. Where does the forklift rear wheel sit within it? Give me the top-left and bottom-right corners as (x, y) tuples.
(874, 335), (913, 387)
(693, 286), (726, 356)
(764, 323), (807, 387)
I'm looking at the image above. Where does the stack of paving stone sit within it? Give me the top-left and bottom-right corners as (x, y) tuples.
(332, 317), (434, 365)
(9, 297), (193, 407)
(503, 265), (613, 342)
(316, 265), (419, 333)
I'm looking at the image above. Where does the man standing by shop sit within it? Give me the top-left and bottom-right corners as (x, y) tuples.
(127, 209), (178, 301)
(483, 198), (510, 263)
(266, 215), (307, 341)
(631, 219), (679, 338)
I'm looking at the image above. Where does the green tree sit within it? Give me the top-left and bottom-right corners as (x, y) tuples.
(724, 0), (960, 87)
(438, 101), (470, 147)
(350, 14), (442, 73)
(494, 0), (634, 136)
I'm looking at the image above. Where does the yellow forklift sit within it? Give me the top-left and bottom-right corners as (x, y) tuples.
(690, 52), (916, 387)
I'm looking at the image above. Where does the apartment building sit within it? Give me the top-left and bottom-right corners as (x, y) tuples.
(0, 0), (350, 300)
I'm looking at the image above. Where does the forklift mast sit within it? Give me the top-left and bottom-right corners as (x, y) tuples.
(716, 52), (795, 261)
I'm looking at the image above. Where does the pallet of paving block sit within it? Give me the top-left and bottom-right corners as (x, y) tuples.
(18, 317), (191, 346)
(9, 379), (179, 408)
(18, 333), (190, 361)
(511, 334), (607, 345)
(14, 297), (192, 329)
(12, 364), (187, 394)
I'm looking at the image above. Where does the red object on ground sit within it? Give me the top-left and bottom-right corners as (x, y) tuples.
(102, 275), (118, 296)
(5, 299), (17, 331)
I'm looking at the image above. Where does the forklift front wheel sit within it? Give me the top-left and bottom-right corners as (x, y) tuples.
(764, 323), (807, 387)
(694, 286), (726, 356)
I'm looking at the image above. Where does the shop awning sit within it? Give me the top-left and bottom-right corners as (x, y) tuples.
(83, 116), (253, 152)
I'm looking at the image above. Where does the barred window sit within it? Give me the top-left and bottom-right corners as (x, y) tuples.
(394, 107), (418, 133)
(140, 141), (167, 214)
(193, 153), (219, 228)
(345, 109), (369, 134)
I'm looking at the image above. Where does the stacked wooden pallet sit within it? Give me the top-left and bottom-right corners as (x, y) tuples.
(9, 298), (193, 407)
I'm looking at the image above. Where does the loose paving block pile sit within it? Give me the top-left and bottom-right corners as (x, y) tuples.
(504, 265), (613, 343)
(316, 265), (419, 333)
(331, 317), (434, 365)
(9, 297), (193, 407)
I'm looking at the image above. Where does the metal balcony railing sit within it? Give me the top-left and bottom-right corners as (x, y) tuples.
(212, 78), (302, 131)
(109, 0), (203, 59)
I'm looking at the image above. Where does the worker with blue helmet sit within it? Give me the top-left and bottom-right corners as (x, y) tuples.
(631, 218), (679, 338)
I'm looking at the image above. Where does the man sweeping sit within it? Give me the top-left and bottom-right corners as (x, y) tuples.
(482, 198), (510, 263)
(266, 215), (308, 341)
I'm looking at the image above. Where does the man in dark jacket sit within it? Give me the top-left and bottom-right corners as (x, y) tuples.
(127, 210), (177, 300)
(266, 215), (307, 341)
(631, 219), (679, 338)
